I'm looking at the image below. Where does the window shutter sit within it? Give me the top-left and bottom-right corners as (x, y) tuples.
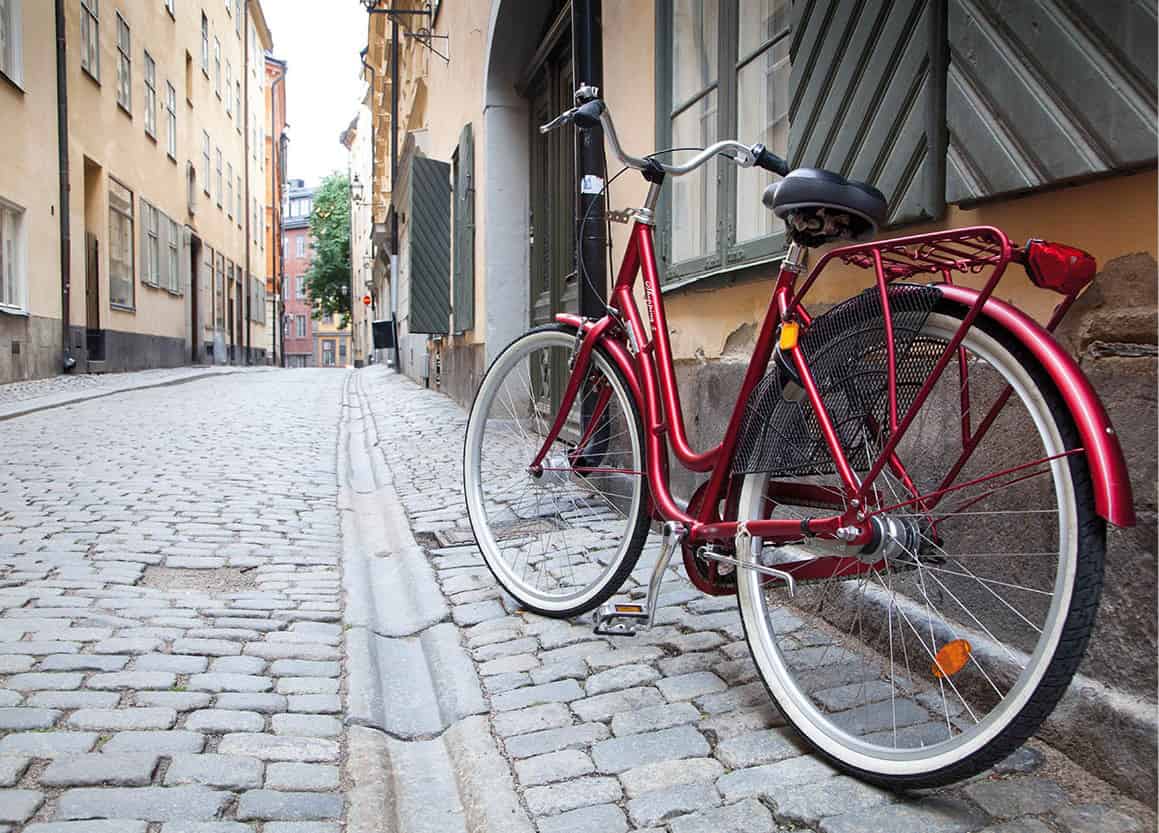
(787, 0), (946, 225)
(453, 123), (475, 333)
(945, 0), (1158, 204)
(139, 201), (150, 286)
(407, 155), (452, 335)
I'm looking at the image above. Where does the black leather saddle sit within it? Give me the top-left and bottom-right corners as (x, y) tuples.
(762, 168), (888, 246)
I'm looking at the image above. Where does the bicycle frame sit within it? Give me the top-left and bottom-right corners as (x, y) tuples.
(540, 218), (1135, 562)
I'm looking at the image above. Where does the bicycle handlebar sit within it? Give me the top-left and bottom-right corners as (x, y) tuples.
(539, 92), (789, 179)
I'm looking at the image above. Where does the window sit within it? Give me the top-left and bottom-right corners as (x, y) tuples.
(165, 81), (177, 159)
(295, 236), (304, 258)
(0, 0), (23, 85)
(225, 60), (232, 116)
(0, 199), (25, 312)
(214, 253), (225, 327)
(143, 51), (156, 138)
(166, 215), (179, 292)
(140, 199), (160, 286)
(108, 178), (135, 308)
(657, 0), (791, 282)
(235, 80), (241, 128)
(236, 176), (242, 226)
(115, 13), (131, 112)
(185, 50), (193, 102)
(165, 0), (174, 18)
(214, 37), (221, 97)
(234, 0), (241, 35)
(81, 0), (99, 81)
(215, 147), (223, 207)
(201, 131), (210, 195)
(200, 13), (208, 74)
(295, 314), (306, 338)
(295, 275), (305, 298)
(226, 162), (233, 217)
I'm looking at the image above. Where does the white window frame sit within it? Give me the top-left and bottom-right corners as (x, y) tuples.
(108, 177), (135, 310)
(200, 13), (209, 74)
(80, 0), (99, 81)
(296, 236), (304, 258)
(140, 199), (160, 287)
(0, 198), (27, 313)
(166, 215), (180, 293)
(216, 147), (223, 208)
(201, 131), (211, 195)
(0, 0), (24, 87)
(165, 0), (175, 19)
(143, 50), (156, 138)
(235, 79), (242, 131)
(296, 314), (306, 338)
(234, 0), (241, 35)
(236, 175), (242, 227)
(165, 81), (177, 160)
(226, 162), (233, 218)
(225, 59), (232, 116)
(214, 36), (221, 98)
(115, 12), (131, 113)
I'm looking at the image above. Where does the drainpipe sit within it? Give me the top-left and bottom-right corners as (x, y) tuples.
(242, 1), (252, 365)
(360, 47), (376, 367)
(390, 10), (401, 372)
(270, 66), (285, 367)
(55, 0), (75, 371)
(573, 0), (606, 321)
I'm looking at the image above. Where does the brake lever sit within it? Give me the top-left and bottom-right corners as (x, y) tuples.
(539, 107), (578, 134)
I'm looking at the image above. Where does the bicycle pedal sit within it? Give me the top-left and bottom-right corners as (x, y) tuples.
(593, 601), (648, 637)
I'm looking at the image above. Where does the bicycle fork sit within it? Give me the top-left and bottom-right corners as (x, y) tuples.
(593, 521), (685, 636)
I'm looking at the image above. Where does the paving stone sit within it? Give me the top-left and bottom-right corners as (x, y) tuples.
(991, 747), (1046, 776)
(717, 755), (839, 801)
(214, 693), (287, 713)
(87, 671), (176, 690)
(0, 756), (31, 787)
(659, 652), (722, 677)
(0, 691), (20, 707)
(157, 823), (254, 832)
(287, 694), (341, 714)
(572, 686), (665, 723)
(592, 725), (709, 773)
(610, 701), (701, 737)
(627, 782), (721, 828)
(235, 790), (343, 821)
(964, 778), (1069, 818)
(101, 730), (205, 755)
(714, 727), (807, 768)
(54, 786), (232, 822)
(264, 762), (340, 791)
(0, 708), (60, 730)
(135, 654), (210, 674)
(68, 707), (177, 731)
(172, 638), (242, 657)
(0, 790), (44, 823)
(6, 673), (83, 691)
(268, 660), (340, 677)
(452, 599), (506, 626)
(479, 653), (539, 676)
(39, 655), (128, 672)
(1052, 803), (1141, 833)
(244, 642), (339, 660)
(483, 671), (530, 694)
(980, 820), (1057, 833)
(134, 692), (213, 711)
(529, 657), (588, 685)
(491, 679), (584, 711)
(619, 757), (725, 798)
(164, 753), (263, 789)
(769, 775), (895, 825)
(696, 682), (774, 716)
(536, 803), (628, 833)
(0, 642), (80, 656)
(271, 713), (342, 737)
(657, 671), (728, 702)
(185, 708), (266, 732)
(40, 753), (162, 787)
(514, 749), (594, 786)
(209, 656), (267, 674)
(586, 664), (661, 696)
(262, 825), (340, 833)
(277, 677), (339, 695)
(668, 798), (775, 833)
(585, 646), (666, 671)
(0, 732), (98, 758)
(819, 797), (990, 833)
(25, 824), (148, 833)
(218, 733), (339, 762)
(93, 638), (163, 655)
(504, 723), (610, 759)
(187, 672), (274, 693)
(524, 775), (622, 816)
(492, 703), (572, 738)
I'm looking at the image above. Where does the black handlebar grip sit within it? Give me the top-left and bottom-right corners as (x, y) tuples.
(752, 143), (789, 177)
(573, 100), (606, 130)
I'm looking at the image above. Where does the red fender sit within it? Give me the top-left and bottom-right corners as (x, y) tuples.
(938, 284), (1135, 527)
(555, 314), (644, 408)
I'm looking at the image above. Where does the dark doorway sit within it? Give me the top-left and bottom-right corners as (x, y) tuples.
(84, 233), (104, 361)
(189, 233), (201, 363)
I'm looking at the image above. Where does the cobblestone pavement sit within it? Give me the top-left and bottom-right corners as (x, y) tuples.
(361, 366), (1153, 833)
(0, 369), (348, 832)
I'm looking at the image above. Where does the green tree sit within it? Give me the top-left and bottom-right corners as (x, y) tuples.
(305, 173), (352, 326)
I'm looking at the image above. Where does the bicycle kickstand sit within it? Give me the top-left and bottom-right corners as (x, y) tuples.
(593, 521), (685, 637)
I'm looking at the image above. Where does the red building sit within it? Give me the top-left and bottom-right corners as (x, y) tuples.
(282, 180), (316, 367)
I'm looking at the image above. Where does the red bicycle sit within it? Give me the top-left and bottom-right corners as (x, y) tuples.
(463, 86), (1134, 788)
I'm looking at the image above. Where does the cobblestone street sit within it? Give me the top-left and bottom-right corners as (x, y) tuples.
(0, 366), (1152, 833)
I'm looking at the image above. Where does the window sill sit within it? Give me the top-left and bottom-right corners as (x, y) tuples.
(168, 152), (178, 164)
(0, 70), (25, 95)
(146, 131), (157, 143)
(0, 305), (28, 317)
(660, 251), (786, 297)
(109, 302), (136, 313)
(117, 101), (132, 118)
(82, 67), (100, 87)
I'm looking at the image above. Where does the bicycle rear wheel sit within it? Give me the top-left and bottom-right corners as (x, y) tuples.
(463, 324), (650, 618)
(736, 303), (1104, 788)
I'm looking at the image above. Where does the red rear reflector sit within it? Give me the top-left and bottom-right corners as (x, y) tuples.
(1024, 240), (1097, 295)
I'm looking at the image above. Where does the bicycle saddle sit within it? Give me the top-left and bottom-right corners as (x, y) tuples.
(762, 168), (888, 246)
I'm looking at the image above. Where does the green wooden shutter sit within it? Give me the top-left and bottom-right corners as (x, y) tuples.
(788, 0), (946, 226)
(945, 0), (1158, 204)
(453, 123), (475, 333)
(407, 156), (452, 335)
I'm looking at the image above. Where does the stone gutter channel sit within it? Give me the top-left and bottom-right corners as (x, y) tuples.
(338, 372), (534, 833)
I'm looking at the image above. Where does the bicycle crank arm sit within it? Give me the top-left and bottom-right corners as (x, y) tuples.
(593, 521), (684, 636)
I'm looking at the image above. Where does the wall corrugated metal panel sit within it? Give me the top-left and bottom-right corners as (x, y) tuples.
(407, 156), (452, 335)
(946, 0), (1158, 204)
(453, 123), (475, 333)
(789, 0), (945, 225)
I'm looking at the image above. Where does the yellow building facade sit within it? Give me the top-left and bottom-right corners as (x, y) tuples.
(0, 0), (273, 382)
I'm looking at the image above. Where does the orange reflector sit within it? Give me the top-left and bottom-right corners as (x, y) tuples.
(932, 639), (972, 679)
(614, 604), (643, 614)
(779, 322), (800, 350)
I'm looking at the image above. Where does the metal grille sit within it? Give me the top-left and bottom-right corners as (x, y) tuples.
(734, 283), (942, 477)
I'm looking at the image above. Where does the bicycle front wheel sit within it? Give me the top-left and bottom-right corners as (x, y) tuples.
(464, 325), (650, 618)
(736, 304), (1104, 788)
